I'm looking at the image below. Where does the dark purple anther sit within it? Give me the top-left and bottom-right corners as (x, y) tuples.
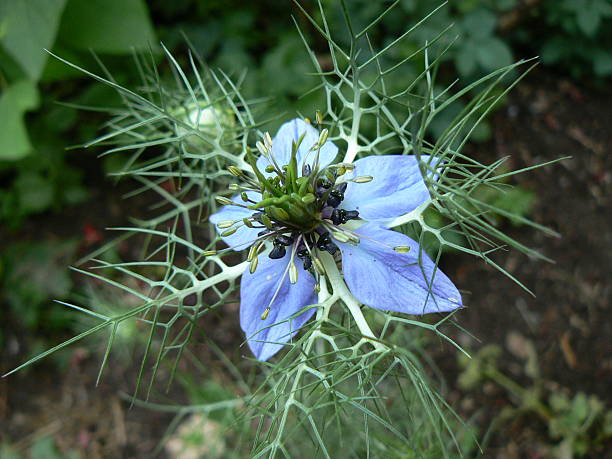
(316, 231), (339, 255)
(276, 234), (294, 246)
(269, 245), (286, 259)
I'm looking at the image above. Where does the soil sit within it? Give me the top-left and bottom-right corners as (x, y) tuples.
(1, 69), (610, 458)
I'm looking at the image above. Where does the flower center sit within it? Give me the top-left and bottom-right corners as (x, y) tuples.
(217, 127), (368, 274)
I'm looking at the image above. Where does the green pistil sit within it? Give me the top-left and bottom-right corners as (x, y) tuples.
(245, 149), (283, 198)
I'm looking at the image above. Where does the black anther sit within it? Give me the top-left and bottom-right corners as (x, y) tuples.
(344, 210), (359, 221)
(316, 231), (331, 250)
(326, 193), (342, 208)
(331, 208), (345, 225)
(276, 234), (294, 246)
(318, 178), (332, 189)
(269, 245), (286, 259)
(335, 182), (348, 194)
(296, 249), (312, 270)
(302, 255), (312, 270)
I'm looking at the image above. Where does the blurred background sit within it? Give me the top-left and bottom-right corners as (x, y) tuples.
(0, 1), (610, 457)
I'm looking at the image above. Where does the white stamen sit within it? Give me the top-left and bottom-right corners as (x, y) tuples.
(217, 220), (235, 229)
(289, 262), (298, 284)
(352, 175), (373, 183)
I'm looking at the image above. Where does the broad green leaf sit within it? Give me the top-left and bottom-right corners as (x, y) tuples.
(576, 8), (600, 36)
(13, 171), (54, 213)
(56, 0), (156, 54)
(0, 80), (39, 160)
(476, 38), (513, 71)
(593, 50), (612, 76)
(455, 39), (478, 77)
(463, 8), (497, 40)
(0, 0), (67, 80)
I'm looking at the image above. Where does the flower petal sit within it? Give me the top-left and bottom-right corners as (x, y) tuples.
(240, 250), (318, 361)
(256, 118), (338, 177)
(339, 223), (462, 315)
(209, 191), (261, 250)
(340, 155), (436, 222)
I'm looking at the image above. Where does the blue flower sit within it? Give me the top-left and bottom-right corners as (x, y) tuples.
(211, 118), (462, 361)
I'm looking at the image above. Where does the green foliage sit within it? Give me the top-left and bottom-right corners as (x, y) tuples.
(538, 0), (612, 78)
(0, 0), (68, 80)
(0, 436), (80, 459)
(56, 0), (156, 54)
(0, 80), (39, 160)
(458, 340), (612, 456)
(1, 240), (78, 329)
(0, 0), (156, 225)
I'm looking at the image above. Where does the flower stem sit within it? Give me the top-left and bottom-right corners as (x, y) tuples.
(319, 253), (379, 344)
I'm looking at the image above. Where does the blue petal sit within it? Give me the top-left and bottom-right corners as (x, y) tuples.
(240, 250), (318, 361)
(339, 223), (462, 314)
(256, 118), (338, 177)
(340, 155), (436, 222)
(209, 191), (261, 250)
